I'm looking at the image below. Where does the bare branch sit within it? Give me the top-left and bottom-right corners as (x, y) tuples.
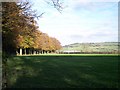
(44, 0), (64, 13)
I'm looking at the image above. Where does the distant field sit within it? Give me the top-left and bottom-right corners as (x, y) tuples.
(61, 42), (119, 53)
(6, 55), (119, 88)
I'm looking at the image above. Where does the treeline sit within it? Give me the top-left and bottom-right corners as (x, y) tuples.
(2, 2), (62, 55)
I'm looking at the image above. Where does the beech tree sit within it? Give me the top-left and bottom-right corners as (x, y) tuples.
(2, 2), (39, 55)
(50, 37), (62, 52)
(2, 1), (62, 55)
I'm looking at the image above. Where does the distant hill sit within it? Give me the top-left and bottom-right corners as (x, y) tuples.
(61, 42), (119, 53)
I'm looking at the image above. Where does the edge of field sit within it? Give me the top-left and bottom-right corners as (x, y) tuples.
(17, 54), (119, 57)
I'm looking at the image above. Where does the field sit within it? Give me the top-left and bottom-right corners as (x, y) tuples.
(61, 42), (119, 53)
(6, 54), (119, 88)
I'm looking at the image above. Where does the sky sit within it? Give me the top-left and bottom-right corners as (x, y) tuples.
(29, 0), (118, 46)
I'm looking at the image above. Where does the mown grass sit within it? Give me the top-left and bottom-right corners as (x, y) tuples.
(18, 53), (119, 56)
(6, 54), (119, 88)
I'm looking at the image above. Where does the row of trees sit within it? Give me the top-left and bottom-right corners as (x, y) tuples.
(2, 2), (62, 55)
(16, 31), (62, 55)
(2, 1), (63, 88)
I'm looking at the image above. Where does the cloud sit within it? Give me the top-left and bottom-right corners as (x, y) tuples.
(68, 0), (119, 3)
(31, 1), (118, 45)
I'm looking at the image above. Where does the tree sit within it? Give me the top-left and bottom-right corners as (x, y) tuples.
(2, 1), (63, 55)
(2, 2), (39, 55)
(50, 37), (62, 52)
(45, 0), (64, 13)
(2, 2), (21, 54)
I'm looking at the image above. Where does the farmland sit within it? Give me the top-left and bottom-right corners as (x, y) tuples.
(5, 54), (119, 88)
(61, 42), (119, 53)
(2, 2), (119, 89)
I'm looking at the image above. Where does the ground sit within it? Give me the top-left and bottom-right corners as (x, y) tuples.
(6, 54), (119, 88)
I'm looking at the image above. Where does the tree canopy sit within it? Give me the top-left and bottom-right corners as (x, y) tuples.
(2, 1), (62, 55)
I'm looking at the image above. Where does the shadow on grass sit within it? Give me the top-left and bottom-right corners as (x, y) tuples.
(6, 56), (119, 88)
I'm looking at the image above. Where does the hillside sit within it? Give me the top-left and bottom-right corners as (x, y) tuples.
(61, 42), (119, 53)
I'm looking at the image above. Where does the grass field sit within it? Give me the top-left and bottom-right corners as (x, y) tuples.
(62, 42), (119, 52)
(6, 54), (119, 88)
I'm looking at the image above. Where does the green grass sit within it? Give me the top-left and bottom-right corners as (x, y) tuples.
(18, 53), (119, 56)
(61, 42), (119, 52)
(6, 54), (119, 88)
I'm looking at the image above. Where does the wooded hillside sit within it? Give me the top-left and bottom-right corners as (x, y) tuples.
(61, 42), (119, 54)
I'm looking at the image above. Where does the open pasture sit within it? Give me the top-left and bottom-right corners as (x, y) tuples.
(6, 54), (119, 88)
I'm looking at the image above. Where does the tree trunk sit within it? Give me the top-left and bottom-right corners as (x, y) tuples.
(16, 49), (19, 55)
(37, 50), (39, 54)
(36, 50), (38, 54)
(20, 48), (22, 55)
(34, 50), (36, 55)
(42, 50), (44, 54)
(24, 48), (26, 55)
(38, 50), (39, 54)
(28, 49), (30, 55)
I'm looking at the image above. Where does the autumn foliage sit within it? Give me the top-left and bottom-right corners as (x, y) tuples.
(2, 2), (62, 55)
